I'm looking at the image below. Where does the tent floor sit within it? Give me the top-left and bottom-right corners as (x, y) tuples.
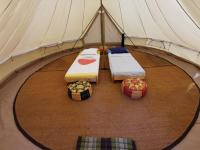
(0, 47), (199, 150)
(13, 49), (200, 150)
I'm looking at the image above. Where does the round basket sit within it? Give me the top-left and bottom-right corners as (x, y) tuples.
(68, 81), (92, 101)
(121, 78), (147, 99)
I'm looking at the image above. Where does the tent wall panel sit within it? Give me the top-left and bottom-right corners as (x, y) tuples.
(144, 0), (185, 46)
(12, 0), (59, 56)
(132, 0), (169, 41)
(156, 0), (200, 50)
(0, 49), (42, 84)
(0, 0), (20, 33)
(179, 0), (200, 27)
(196, 54), (200, 65)
(104, 13), (121, 43)
(43, 40), (83, 56)
(0, 0), (100, 64)
(0, 0), (13, 16)
(0, 0), (40, 63)
(118, 0), (146, 37)
(168, 44), (199, 64)
(145, 39), (200, 66)
(41, 0), (73, 46)
(84, 10), (121, 45)
(125, 37), (148, 46)
(0, 0), (200, 71)
(63, 0), (85, 41)
(84, 14), (101, 44)
(103, 0), (200, 50)
(83, 0), (100, 30)
(102, 0), (124, 32)
(0, 40), (83, 85)
(125, 37), (200, 67)
(0, 0), (40, 64)
(146, 39), (166, 50)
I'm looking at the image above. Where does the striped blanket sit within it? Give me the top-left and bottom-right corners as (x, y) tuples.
(76, 136), (136, 150)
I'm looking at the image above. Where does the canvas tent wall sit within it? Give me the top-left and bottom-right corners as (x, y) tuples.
(83, 7), (121, 45)
(0, 0), (200, 84)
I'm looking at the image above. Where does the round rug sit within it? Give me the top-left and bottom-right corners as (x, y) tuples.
(14, 51), (200, 150)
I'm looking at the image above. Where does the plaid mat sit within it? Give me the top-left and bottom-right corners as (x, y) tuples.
(76, 136), (136, 150)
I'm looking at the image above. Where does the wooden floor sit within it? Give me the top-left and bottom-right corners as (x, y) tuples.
(14, 50), (200, 150)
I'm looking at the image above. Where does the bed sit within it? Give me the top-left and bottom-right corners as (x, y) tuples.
(108, 47), (145, 81)
(65, 48), (100, 83)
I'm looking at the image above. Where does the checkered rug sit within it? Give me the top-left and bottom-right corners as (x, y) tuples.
(76, 136), (136, 150)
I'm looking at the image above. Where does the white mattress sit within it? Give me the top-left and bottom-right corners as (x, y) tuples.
(108, 53), (145, 78)
(65, 48), (100, 82)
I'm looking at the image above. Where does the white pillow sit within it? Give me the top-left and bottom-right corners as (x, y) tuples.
(80, 48), (98, 55)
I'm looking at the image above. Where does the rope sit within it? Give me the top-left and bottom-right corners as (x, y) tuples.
(81, 0), (85, 34)
(103, 7), (136, 47)
(61, 0), (73, 42)
(144, 0), (199, 53)
(117, 0), (125, 33)
(144, 0), (169, 41)
(8, 0), (40, 54)
(0, 0), (14, 18)
(40, 0), (60, 45)
(132, 0), (147, 38)
(71, 8), (101, 50)
(0, 0), (36, 53)
(176, 0), (200, 38)
(155, 0), (190, 47)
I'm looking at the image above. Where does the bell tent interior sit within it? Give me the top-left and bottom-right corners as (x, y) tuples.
(0, 0), (200, 150)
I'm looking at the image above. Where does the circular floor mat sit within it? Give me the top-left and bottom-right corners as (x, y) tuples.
(14, 51), (199, 150)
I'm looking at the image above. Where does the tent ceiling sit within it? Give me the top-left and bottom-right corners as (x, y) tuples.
(0, 0), (200, 64)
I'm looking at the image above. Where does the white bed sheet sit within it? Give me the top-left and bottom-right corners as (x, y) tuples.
(108, 53), (145, 78)
(65, 48), (100, 82)
(66, 53), (100, 74)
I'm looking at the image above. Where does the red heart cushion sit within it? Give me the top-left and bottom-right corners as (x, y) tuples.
(78, 59), (96, 65)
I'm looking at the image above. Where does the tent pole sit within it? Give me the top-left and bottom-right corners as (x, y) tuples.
(100, 0), (105, 50)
